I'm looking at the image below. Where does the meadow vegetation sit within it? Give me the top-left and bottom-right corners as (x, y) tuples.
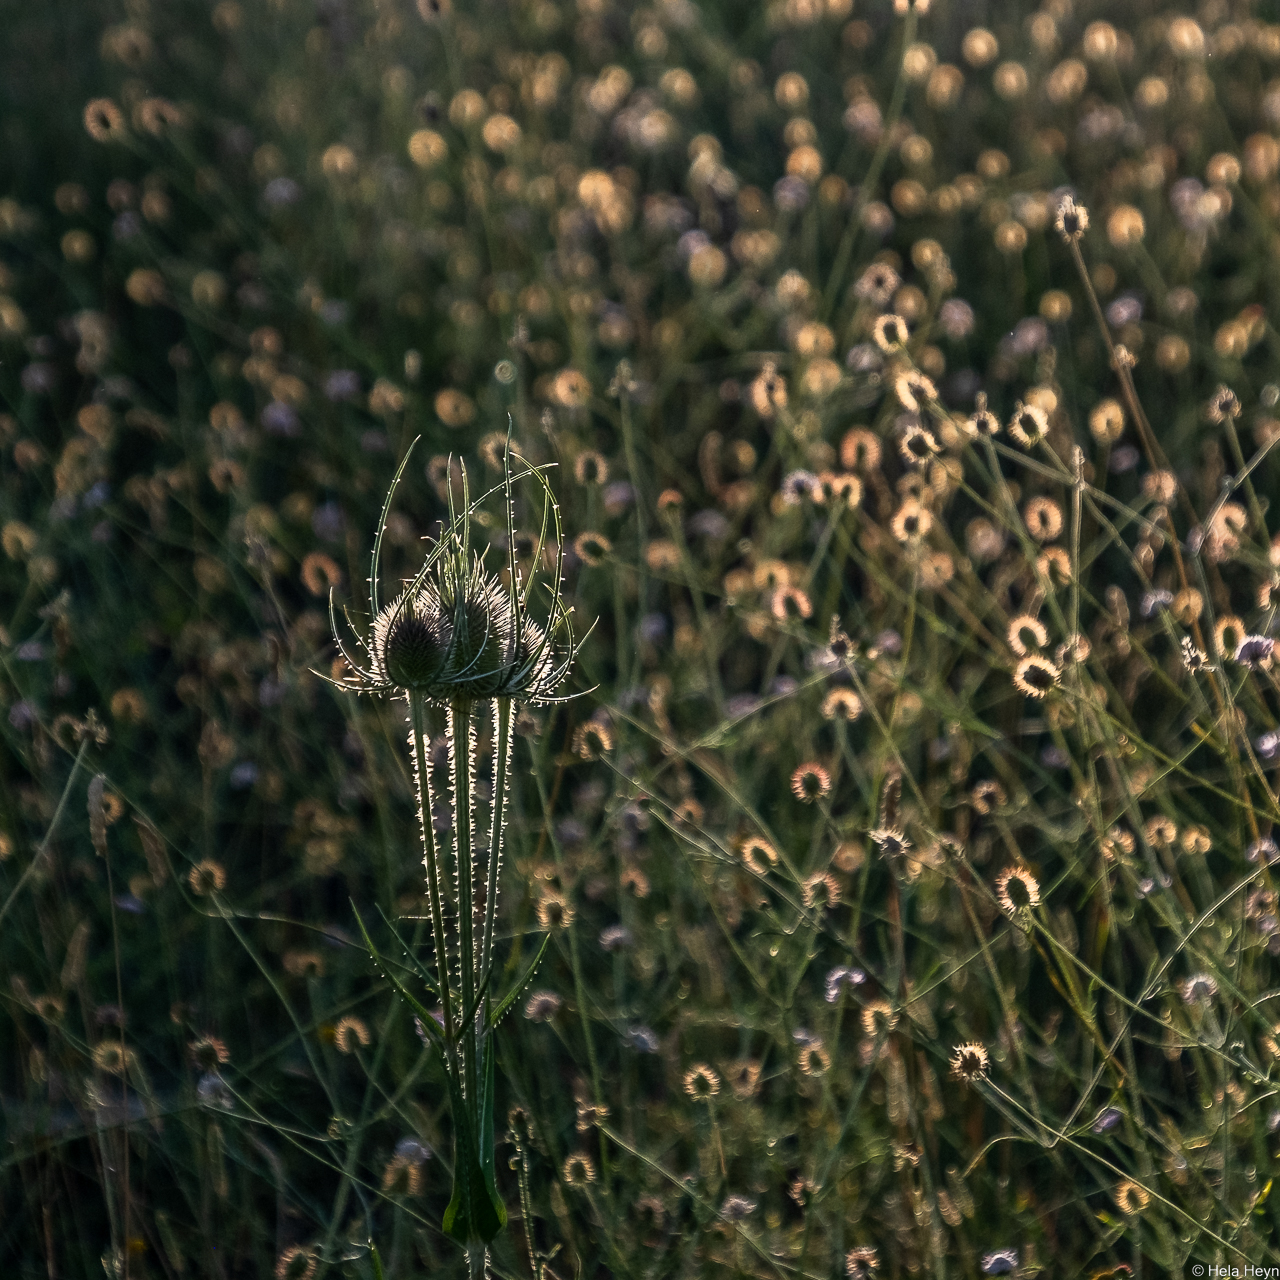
(3, 0), (1280, 1275)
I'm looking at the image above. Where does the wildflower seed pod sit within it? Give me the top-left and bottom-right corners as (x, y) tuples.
(329, 436), (582, 709)
(375, 589), (451, 691)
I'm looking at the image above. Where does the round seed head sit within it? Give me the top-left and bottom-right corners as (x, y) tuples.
(376, 590), (450, 690)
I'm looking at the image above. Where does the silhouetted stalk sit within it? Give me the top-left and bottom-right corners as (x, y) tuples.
(409, 690), (457, 1050)
(450, 698), (479, 1106)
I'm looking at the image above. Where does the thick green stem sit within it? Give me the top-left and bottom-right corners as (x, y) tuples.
(450, 699), (479, 1105)
(409, 690), (457, 1050)
(481, 698), (513, 986)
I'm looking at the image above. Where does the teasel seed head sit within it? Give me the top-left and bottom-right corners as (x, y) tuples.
(326, 432), (588, 708)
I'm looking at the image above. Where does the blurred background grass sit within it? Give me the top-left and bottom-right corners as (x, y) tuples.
(3, 0), (1280, 1276)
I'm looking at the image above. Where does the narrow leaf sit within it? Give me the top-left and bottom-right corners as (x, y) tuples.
(489, 933), (552, 1028)
(350, 904), (446, 1050)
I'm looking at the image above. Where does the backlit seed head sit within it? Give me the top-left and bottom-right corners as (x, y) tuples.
(1006, 402), (1049, 448)
(963, 406), (1001, 439)
(871, 313), (909, 352)
(572, 719), (615, 758)
(1088, 398), (1125, 444)
(524, 990), (562, 1021)
(798, 1041), (831, 1075)
(1007, 614), (1048, 656)
(870, 827), (910, 857)
(898, 423), (939, 465)
(846, 1246), (881, 1278)
(276, 1247), (318, 1280)
(1180, 636), (1212, 673)
(949, 1040), (989, 1082)
(791, 762), (832, 802)
(1013, 655), (1061, 698)
(188, 860), (227, 896)
(1054, 194), (1088, 242)
(861, 998), (898, 1036)
(536, 892), (576, 930)
(890, 499), (933, 542)
(995, 865), (1041, 914)
(1207, 384), (1240, 422)
(854, 263), (900, 305)
(683, 1063), (721, 1100)
(739, 835), (778, 875)
(802, 872), (841, 909)
(328, 441), (583, 708)
(381, 1154), (423, 1196)
(189, 1036), (230, 1070)
(1023, 496), (1063, 541)
(562, 1152), (597, 1185)
(92, 1041), (134, 1074)
(1113, 1179), (1151, 1214)
(375, 590), (451, 691)
(333, 1015), (371, 1053)
(821, 688), (863, 721)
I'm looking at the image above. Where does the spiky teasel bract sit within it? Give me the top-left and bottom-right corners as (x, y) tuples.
(326, 432), (587, 708)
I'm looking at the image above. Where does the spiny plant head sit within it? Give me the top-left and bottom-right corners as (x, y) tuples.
(374, 588), (451, 692)
(330, 436), (585, 707)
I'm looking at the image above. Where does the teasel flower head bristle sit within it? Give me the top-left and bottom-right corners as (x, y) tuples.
(324, 431), (590, 707)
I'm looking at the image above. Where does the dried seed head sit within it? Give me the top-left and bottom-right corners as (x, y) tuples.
(854, 263), (900, 305)
(891, 498), (933, 542)
(802, 871), (841, 908)
(328, 443), (583, 708)
(846, 1246), (881, 1279)
(562, 1152), (597, 1185)
(798, 1040), (831, 1075)
(995, 865), (1040, 914)
(524, 990), (562, 1021)
(1023, 496), (1063, 541)
(188, 860), (227, 896)
(1013, 655), (1061, 698)
(949, 1040), (989, 1083)
(1054, 194), (1088, 242)
(898, 422), (939, 465)
(375, 590), (451, 691)
(1007, 614), (1048, 656)
(821, 688), (863, 721)
(276, 1247), (318, 1280)
(870, 826), (910, 858)
(861, 998), (899, 1036)
(333, 1016), (371, 1054)
(791, 762), (832, 802)
(1006, 401), (1049, 448)
(1113, 1179), (1151, 1214)
(871, 313), (909, 352)
(189, 1036), (230, 1070)
(1180, 636), (1212, 673)
(683, 1063), (721, 1100)
(1207, 384), (1240, 422)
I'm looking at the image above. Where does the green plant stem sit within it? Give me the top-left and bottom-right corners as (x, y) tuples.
(450, 699), (480, 1106)
(481, 697), (513, 987)
(0, 734), (91, 931)
(409, 690), (457, 1050)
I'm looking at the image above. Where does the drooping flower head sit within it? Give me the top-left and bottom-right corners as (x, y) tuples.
(327, 432), (587, 707)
